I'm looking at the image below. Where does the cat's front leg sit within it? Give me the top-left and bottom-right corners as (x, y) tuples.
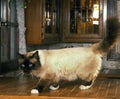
(31, 85), (44, 94)
(49, 78), (60, 90)
(79, 80), (93, 90)
(31, 79), (60, 94)
(49, 83), (59, 90)
(31, 79), (48, 94)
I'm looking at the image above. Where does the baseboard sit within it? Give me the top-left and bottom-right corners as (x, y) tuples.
(0, 60), (18, 74)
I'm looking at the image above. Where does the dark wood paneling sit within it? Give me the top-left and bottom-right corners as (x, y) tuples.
(0, 0), (18, 74)
(25, 0), (42, 44)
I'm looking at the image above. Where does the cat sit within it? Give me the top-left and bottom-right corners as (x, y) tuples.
(18, 18), (120, 93)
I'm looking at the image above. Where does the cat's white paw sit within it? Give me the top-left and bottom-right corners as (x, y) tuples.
(49, 85), (59, 90)
(79, 85), (91, 90)
(31, 89), (39, 94)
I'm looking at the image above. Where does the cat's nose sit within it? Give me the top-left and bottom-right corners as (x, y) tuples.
(24, 70), (30, 74)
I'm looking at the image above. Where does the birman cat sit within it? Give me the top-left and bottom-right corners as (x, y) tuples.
(18, 18), (120, 94)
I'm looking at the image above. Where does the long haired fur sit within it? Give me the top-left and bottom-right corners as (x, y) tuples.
(95, 18), (120, 54)
(18, 17), (120, 92)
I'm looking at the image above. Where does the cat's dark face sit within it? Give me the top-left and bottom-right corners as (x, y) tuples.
(18, 51), (40, 74)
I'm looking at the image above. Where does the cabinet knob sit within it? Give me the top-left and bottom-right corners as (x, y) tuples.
(1, 21), (8, 27)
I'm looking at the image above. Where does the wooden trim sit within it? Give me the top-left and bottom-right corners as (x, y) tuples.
(0, 96), (115, 99)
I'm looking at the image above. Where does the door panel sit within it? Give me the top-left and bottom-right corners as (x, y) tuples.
(0, 0), (18, 74)
(0, 0), (10, 62)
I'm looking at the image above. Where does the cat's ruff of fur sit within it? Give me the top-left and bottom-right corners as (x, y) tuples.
(18, 18), (120, 92)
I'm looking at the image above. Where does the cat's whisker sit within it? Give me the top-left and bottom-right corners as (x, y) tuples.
(30, 72), (34, 79)
(36, 78), (41, 85)
(16, 70), (24, 77)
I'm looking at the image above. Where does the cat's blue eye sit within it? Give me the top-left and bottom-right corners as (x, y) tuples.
(21, 64), (25, 68)
(29, 64), (33, 67)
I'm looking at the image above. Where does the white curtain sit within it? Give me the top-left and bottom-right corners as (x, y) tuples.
(16, 0), (26, 54)
(116, 1), (120, 53)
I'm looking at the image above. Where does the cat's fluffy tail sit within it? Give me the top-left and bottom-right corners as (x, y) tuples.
(95, 17), (120, 55)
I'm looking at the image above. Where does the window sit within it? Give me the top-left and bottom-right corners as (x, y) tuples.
(70, 0), (100, 34)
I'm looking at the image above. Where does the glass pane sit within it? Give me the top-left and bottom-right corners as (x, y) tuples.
(70, 0), (100, 34)
(45, 0), (59, 34)
(45, 0), (52, 34)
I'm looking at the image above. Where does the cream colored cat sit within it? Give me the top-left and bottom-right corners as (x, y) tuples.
(18, 18), (120, 93)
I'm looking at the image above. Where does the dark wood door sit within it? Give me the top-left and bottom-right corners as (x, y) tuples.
(0, 0), (18, 74)
(0, 0), (10, 63)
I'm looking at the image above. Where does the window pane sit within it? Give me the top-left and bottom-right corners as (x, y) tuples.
(45, 0), (59, 34)
(70, 0), (100, 34)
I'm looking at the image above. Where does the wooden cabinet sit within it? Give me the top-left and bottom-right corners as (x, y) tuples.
(61, 0), (106, 43)
(25, 0), (61, 44)
(25, 0), (108, 44)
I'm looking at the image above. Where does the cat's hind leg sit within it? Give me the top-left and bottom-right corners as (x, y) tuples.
(78, 73), (98, 90)
(79, 80), (94, 90)
(78, 66), (100, 90)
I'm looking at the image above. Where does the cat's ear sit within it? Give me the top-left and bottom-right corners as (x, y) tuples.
(32, 51), (41, 65)
(17, 53), (25, 59)
(32, 51), (39, 59)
